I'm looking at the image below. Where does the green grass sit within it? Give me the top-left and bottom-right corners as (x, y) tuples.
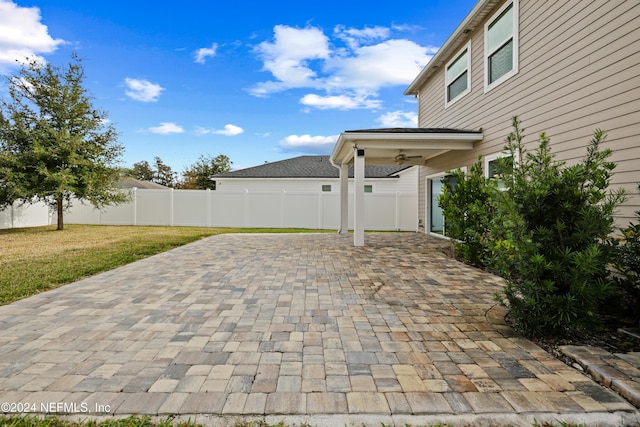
(0, 224), (328, 306)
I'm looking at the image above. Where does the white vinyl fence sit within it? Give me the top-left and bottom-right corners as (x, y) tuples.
(1, 188), (418, 231)
(0, 200), (53, 229)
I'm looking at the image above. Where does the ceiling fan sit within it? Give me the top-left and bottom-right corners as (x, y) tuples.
(394, 151), (422, 165)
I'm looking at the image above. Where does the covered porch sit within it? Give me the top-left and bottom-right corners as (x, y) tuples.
(329, 128), (483, 246)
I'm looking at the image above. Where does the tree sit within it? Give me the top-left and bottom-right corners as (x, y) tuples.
(125, 157), (176, 187)
(0, 54), (127, 230)
(177, 154), (232, 189)
(128, 160), (154, 181)
(152, 156), (176, 187)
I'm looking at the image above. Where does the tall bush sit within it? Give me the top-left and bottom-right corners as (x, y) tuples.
(494, 117), (626, 336)
(611, 184), (640, 325)
(439, 158), (497, 267)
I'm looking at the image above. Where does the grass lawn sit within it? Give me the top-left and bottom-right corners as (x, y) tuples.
(0, 224), (328, 306)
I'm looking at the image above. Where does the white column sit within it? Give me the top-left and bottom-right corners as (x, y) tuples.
(339, 162), (349, 234)
(354, 148), (365, 246)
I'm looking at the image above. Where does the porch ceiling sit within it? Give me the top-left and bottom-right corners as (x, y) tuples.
(329, 128), (483, 166)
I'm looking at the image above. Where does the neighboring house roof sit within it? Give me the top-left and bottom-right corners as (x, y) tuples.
(119, 177), (170, 189)
(213, 155), (410, 179)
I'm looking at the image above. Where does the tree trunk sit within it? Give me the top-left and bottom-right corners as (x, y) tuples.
(56, 195), (64, 230)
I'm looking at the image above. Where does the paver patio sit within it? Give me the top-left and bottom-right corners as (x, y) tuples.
(0, 233), (638, 426)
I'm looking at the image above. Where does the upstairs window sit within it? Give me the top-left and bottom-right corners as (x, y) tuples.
(445, 43), (471, 106)
(485, 0), (518, 91)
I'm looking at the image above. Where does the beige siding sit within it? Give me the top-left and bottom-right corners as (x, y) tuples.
(416, 0), (640, 228)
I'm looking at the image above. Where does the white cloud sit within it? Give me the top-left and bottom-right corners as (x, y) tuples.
(334, 25), (390, 50)
(124, 78), (164, 102)
(250, 24), (437, 110)
(195, 124), (244, 136)
(149, 122), (184, 134)
(377, 110), (418, 128)
(325, 39), (437, 91)
(0, 0), (64, 68)
(280, 134), (337, 154)
(300, 93), (381, 110)
(194, 43), (218, 64)
(250, 25), (329, 96)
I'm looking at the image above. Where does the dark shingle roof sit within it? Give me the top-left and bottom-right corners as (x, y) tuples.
(119, 177), (170, 189)
(213, 155), (410, 179)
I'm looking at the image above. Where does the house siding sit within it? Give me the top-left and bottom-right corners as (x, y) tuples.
(416, 0), (640, 229)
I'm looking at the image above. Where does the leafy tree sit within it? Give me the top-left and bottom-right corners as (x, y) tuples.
(125, 157), (176, 187)
(0, 54), (126, 230)
(177, 154), (232, 189)
(128, 160), (154, 181)
(152, 156), (176, 187)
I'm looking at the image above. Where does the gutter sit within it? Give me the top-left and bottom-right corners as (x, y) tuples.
(404, 0), (496, 96)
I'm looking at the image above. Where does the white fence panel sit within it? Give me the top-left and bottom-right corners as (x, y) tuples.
(283, 192), (321, 229)
(65, 201), (101, 224)
(136, 189), (172, 226)
(210, 191), (246, 227)
(2, 188), (418, 231)
(174, 189), (209, 226)
(0, 201), (52, 229)
(248, 191), (283, 228)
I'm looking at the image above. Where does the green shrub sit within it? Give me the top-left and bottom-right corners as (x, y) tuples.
(493, 117), (626, 336)
(610, 186), (640, 325)
(439, 159), (498, 267)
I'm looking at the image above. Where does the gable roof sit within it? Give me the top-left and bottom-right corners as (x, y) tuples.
(213, 155), (410, 179)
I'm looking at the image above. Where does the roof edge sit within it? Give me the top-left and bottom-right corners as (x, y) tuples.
(404, 0), (496, 96)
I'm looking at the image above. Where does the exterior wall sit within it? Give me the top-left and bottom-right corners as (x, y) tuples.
(416, 0), (640, 229)
(216, 166), (419, 194)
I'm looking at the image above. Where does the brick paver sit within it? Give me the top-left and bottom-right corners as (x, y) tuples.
(0, 233), (638, 426)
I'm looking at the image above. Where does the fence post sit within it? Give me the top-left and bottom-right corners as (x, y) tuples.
(169, 188), (174, 226)
(318, 191), (323, 229)
(206, 189), (212, 227)
(280, 190), (286, 228)
(243, 189), (249, 227)
(395, 192), (400, 231)
(132, 187), (137, 226)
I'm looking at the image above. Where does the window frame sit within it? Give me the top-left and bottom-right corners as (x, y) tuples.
(425, 168), (467, 239)
(484, 0), (519, 93)
(444, 42), (472, 107)
(485, 151), (519, 190)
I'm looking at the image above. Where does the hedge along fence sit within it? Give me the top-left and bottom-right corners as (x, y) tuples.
(2, 188), (418, 231)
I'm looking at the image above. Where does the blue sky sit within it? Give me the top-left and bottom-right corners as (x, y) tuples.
(0, 0), (477, 173)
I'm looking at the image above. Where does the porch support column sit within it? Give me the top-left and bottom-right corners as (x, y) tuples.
(354, 147), (365, 247)
(339, 162), (349, 234)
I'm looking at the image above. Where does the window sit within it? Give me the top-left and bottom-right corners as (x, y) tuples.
(364, 185), (373, 193)
(445, 42), (471, 106)
(485, 152), (516, 190)
(485, 0), (518, 91)
(321, 184), (332, 192)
